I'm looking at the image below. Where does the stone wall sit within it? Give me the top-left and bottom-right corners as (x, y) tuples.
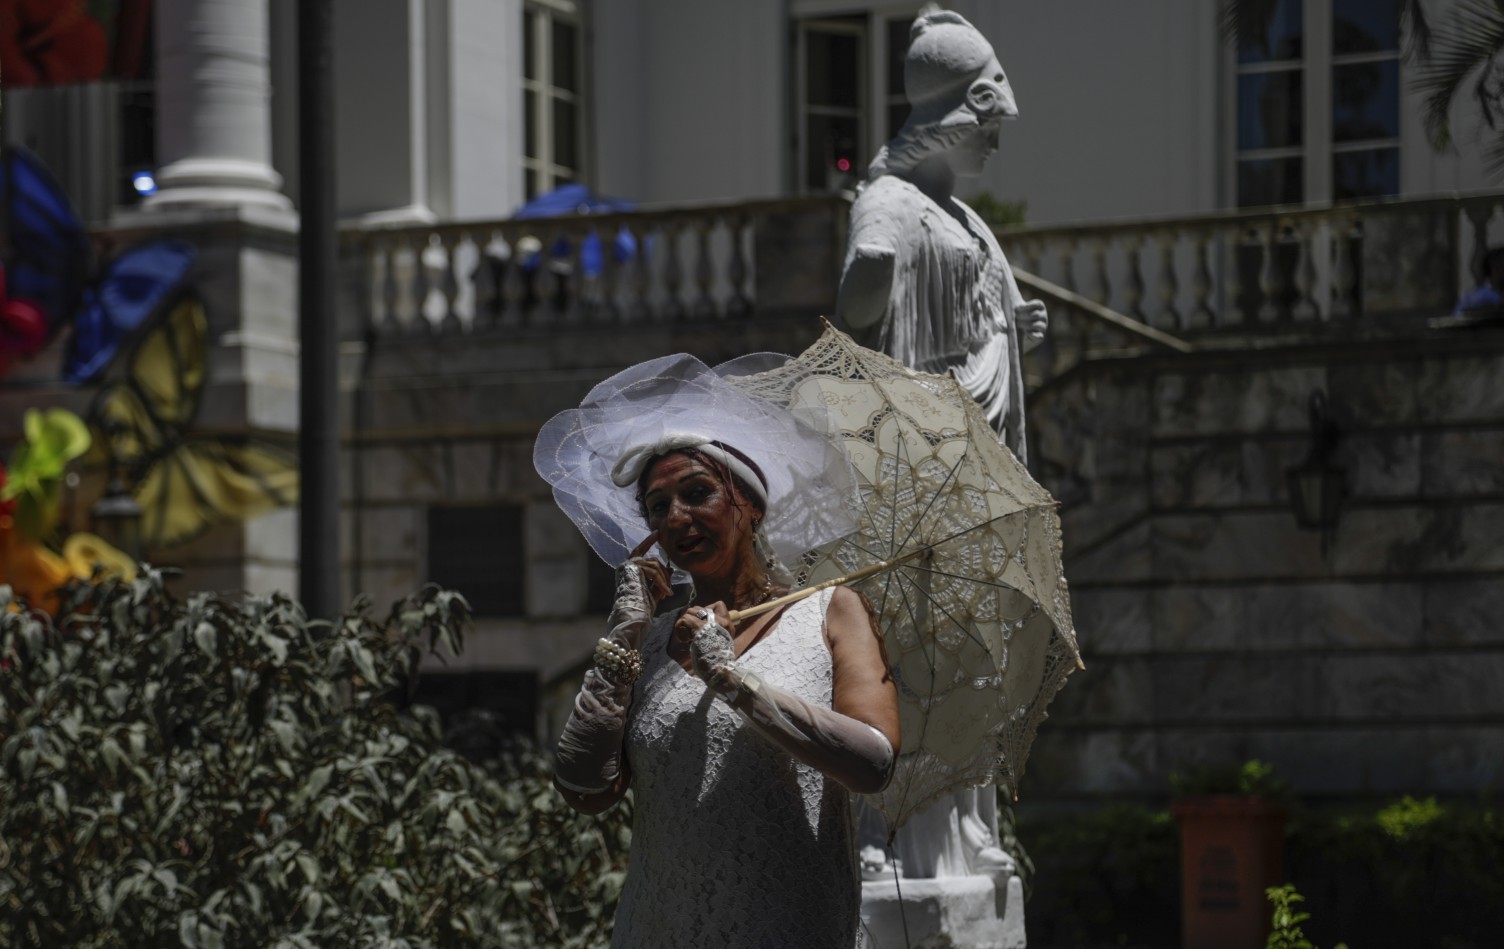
(1026, 324), (1504, 804)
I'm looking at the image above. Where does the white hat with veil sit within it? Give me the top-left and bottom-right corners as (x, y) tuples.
(533, 353), (861, 572)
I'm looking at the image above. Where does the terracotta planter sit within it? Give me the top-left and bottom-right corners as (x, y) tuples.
(1171, 795), (1287, 949)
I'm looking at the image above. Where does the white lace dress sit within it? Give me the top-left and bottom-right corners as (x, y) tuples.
(611, 588), (860, 948)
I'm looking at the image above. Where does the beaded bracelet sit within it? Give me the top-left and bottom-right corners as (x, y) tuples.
(594, 637), (644, 685)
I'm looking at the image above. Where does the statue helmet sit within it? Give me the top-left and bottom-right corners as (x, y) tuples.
(902, 8), (1017, 130)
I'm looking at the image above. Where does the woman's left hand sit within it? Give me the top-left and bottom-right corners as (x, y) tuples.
(676, 602), (737, 687)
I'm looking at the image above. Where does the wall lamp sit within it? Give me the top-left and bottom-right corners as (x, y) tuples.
(1285, 389), (1345, 551)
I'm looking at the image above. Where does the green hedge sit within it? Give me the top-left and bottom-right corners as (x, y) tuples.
(0, 572), (630, 948)
(1018, 795), (1504, 949)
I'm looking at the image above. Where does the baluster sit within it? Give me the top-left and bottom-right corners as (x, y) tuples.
(379, 240), (401, 335)
(1021, 239), (1042, 278)
(1292, 220), (1319, 321)
(628, 223), (653, 322)
(597, 224), (623, 323)
(726, 214), (752, 317)
(410, 236), (434, 334)
(1059, 237), (1078, 295)
(438, 233), (463, 333)
(1156, 231), (1181, 329)
(1254, 222), (1279, 323)
(692, 217), (718, 319)
(1330, 214), (1361, 318)
(1124, 233), (1146, 321)
(1190, 230), (1215, 329)
(502, 233), (529, 327)
(661, 220), (686, 321)
(480, 231), (510, 329)
(537, 225), (566, 325)
(575, 226), (603, 322)
(1090, 238), (1111, 307)
(1234, 225), (1265, 325)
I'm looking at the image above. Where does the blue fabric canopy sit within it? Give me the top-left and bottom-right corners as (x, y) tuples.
(512, 185), (638, 277)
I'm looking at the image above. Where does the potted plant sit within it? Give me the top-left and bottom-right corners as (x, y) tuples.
(1170, 760), (1291, 949)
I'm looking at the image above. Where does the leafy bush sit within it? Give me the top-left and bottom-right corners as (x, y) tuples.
(0, 571), (630, 947)
(1018, 804), (1180, 949)
(1265, 883), (1347, 949)
(1170, 758), (1293, 805)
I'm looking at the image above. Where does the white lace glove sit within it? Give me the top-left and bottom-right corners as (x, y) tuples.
(554, 562), (655, 795)
(690, 616), (896, 794)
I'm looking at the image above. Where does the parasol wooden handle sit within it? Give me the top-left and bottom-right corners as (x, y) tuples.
(727, 547), (930, 622)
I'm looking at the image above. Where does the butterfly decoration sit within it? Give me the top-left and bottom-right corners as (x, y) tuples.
(0, 145), (197, 382)
(87, 296), (300, 550)
(0, 145), (297, 550)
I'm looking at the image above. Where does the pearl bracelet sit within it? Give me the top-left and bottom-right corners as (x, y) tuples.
(594, 637), (643, 685)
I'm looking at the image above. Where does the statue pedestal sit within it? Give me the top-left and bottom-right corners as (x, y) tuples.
(860, 874), (1026, 949)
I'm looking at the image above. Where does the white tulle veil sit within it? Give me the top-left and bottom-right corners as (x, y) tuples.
(533, 353), (860, 574)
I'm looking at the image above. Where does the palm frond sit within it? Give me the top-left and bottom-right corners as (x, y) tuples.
(1410, 0), (1504, 151)
(1401, 0), (1432, 62)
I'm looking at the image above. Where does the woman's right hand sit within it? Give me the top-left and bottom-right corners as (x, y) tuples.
(606, 534), (672, 652)
(625, 533), (673, 605)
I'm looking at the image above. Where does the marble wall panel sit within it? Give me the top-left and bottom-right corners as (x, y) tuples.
(1047, 657), (1153, 725)
(1152, 366), (1326, 438)
(1313, 652), (1504, 721)
(1334, 504), (1504, 574)
(1244, 582), (1423, 650)
(1064, 521), (1152, 584)
(1422, 578), (1504, 647)
(1023, 729), (1162, 796)
(1241, 728), (1430, 794)
(340, 504), (418, 565)
(1152, 585), (1243, 652)
(1343, 432), (1423, 498)
(1328, 358), (1421, 427)
(448, 439), (502, 501)
(1420, 429), (1504, 495)
(359, 444), (449, 503)
(1072, 588), (1152, 654)
(1150, 443), (1244, 508)
(1415, 354), (1504, 424)
(1149, 654), (1321, 724)
(1424, 725), (1504, 791)
(1153, 512), (1329, 581)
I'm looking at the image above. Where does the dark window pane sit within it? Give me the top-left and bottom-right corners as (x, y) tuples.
(1333, 147), (1399, 199)
(805, 113), (860, 189)
(1237, 70), (1304, 150)
(1237, 0), (1303, 63)
(1238, 156), (1303, 207)
(887, 16), (910, 98)
(524, 89), (538, 158)
(805, 29), (861, 108)
(553, 95), (577, 170)
(888, 102), (911, 139)
(428, 506), (524, 617)
(1334, 0), (1399, 54)
(1333, 60), (1399, 142)
(524, 10), (537, 79)
(585, 555), (617, 615)
(525, 167), (538, 199)
(552, 18), (578, 92)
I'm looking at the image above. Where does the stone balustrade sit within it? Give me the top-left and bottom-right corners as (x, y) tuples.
(341, 195), (848, 337)
(998, 191), (1504, 335)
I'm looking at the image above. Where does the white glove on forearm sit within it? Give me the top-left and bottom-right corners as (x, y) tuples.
(690, 618), (895, 794)
(554, 563), (654, 795)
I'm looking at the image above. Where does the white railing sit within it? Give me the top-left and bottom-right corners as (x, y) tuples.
(341, 196), (848, 336)
(997, 191), (1504, 334)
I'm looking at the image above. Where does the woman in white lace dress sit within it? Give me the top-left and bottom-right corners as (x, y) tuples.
(543, 405), (900, 947)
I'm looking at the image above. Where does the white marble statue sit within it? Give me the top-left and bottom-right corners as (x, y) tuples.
(838, 9), (1041, 947)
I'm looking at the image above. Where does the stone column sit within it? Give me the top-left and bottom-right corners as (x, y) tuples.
(147, 0), (292, 210)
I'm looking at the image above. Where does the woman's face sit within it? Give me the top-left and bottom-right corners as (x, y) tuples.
(641, 451), (759, 578)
